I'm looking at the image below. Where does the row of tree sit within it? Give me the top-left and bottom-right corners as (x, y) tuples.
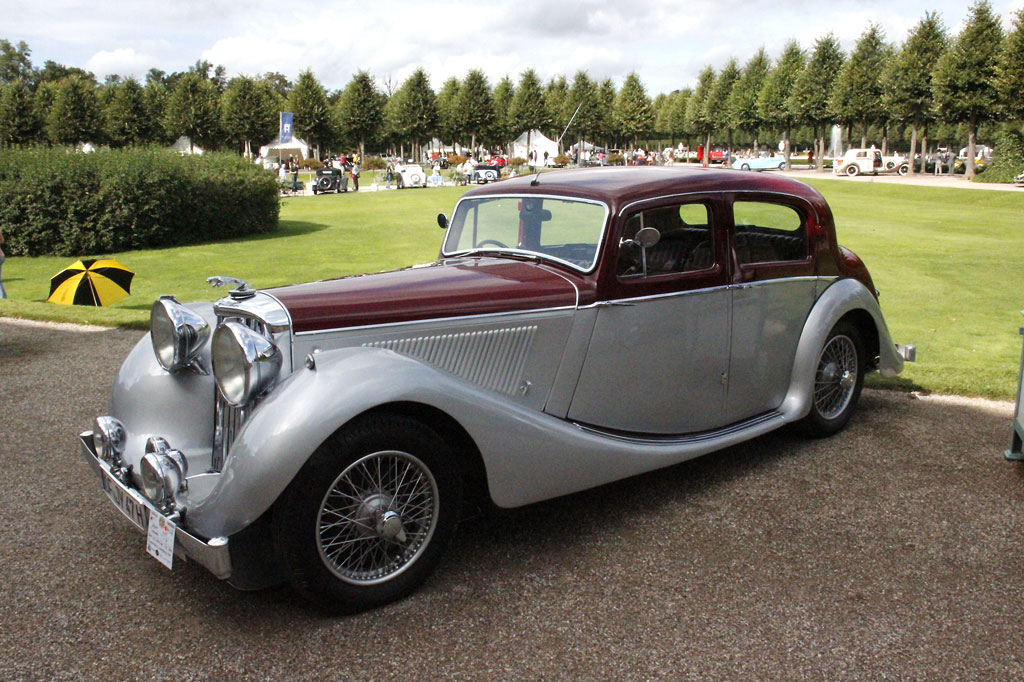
(2, 1), (1023, 178)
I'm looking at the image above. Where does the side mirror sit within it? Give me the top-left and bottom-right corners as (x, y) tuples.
(618, 227), (661, 277)
(635, 226), (661, 249)
(437, 213), (449, 229)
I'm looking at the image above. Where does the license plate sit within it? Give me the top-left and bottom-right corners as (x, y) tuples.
(100, 467), (149, 532)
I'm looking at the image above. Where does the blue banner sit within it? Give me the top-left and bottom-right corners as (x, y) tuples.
(280, 112), (294, 144)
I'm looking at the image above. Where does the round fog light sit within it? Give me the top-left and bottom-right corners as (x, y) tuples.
(140, 449), (188, 507)
(92, 416), (126, 464)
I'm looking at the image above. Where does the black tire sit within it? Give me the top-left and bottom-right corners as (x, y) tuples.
(317, 176), (332, 191)
(800, 321), (865, 438)
(741, 163), (750, 171)
(778, 162), (785, 170)
(845, 164), (859, 177)
(898, 164), (909, 176)
(273, 414), (463, 613)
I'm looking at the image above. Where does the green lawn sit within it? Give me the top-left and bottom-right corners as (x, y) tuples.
(1, 178), (1022, 400)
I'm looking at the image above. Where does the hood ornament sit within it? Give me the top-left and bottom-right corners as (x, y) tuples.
(206, 275), (256, 299)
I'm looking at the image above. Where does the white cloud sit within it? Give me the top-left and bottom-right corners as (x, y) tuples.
(86, 48), (157, 80)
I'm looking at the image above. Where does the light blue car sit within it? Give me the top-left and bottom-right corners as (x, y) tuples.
(732, 155), (787, 171)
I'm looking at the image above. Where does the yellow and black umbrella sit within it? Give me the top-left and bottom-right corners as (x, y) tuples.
(47, 259), (135, 306)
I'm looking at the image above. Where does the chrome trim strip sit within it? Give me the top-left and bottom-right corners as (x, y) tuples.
(538, 266), (581, 309)
(79, 432), (232, 580)
(214, 291), (292, 332)
(574, 410), (785, 445)
(440, 194), (610, 274)
(580, 276), (835, 309)
(293, 304), (578, 336)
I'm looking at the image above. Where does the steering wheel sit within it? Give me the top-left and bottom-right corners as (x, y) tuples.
(475, 239), (508, 249)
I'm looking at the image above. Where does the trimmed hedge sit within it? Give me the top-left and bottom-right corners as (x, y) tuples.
(0, 146), (280, 256)
(974, 128), (1024, 184)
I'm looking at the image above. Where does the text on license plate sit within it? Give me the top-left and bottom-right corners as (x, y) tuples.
(101, 471), (148, 531)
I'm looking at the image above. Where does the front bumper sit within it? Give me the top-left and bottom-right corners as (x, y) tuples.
(79, 431), (232, 580)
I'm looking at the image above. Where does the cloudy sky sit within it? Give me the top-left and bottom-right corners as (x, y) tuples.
(4, 0), (1023, 96)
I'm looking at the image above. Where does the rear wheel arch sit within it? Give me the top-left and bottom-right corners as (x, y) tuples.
(838, 308), (880, 370)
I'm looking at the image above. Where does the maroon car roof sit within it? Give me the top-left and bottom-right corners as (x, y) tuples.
(463, 166), (829, 217)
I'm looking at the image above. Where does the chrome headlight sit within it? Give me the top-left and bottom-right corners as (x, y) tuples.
(140, 437), (188, 508)
(151, 296), (211, 372)
(92, 416), (126, 465)
(212, 321), (282, 407)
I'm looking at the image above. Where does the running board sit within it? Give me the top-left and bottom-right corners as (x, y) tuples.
(574, 410), (786, 446)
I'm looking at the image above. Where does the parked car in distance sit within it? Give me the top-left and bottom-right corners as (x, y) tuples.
(471, 165), (501, 183)
(311, 167), (342, 194)
(394, 163), (427, 188)
(732, 155), (786, 171)
(834, 148), (909, 176)
(80, 166), (912, 614)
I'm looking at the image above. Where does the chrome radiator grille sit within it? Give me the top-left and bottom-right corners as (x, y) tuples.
(212, 314), (269, 471)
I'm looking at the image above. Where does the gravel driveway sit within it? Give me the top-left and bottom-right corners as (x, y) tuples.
(2, 318), (1023, 681)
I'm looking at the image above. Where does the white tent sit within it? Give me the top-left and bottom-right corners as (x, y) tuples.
(171, 136), (203, 155)
(513, 130), (559, 166)
(259, 135), (310, 162)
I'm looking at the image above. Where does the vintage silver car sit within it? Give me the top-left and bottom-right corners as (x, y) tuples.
(81, 166), (912, 612)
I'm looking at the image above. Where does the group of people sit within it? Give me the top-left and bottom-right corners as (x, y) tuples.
(324, 153), (362, 192)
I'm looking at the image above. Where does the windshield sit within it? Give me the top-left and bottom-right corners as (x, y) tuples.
(442, 196), (608, 272)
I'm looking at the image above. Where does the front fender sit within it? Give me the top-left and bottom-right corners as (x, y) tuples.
(780, 277), (903, 421)
(186, 346), (476, 538)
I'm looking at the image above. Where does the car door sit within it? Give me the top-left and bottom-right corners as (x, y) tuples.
(724, 195), (817, 423)
(567, 197), (732, 435)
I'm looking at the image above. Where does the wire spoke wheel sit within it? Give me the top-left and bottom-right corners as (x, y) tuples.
(813, 334), (858, 421)
(316, 450), (439, 585)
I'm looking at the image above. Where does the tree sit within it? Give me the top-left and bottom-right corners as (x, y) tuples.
(142, 79), (173, 144)
(489, 75), (516, 154)
(885, 13), (946, 174)
(222, 75), (280, 157)
(566, 71), (600, 158)
(758, 41), (805, 168)
(47, 75), (102, 145)
(335, 71), (384, 159)
(510, 69), (548, 167)
(932, 0), (1004, 179)
(791, 35), (844, 171)
(0, 39), (35, 85)
(456, 69), (494, 155)
(703, 58), (740, 156)
(543, 76), (569, 144)
(998, 8), (1024, 122)
(615, 72), (653, 148)
(288, 69), (334, 158)
(668, 87), (692, 154)
(164, 71), (221, 151)
(387, 68), (437, 161)
(727, 48), (770, 152)
(687, 66), (715, 165)
(832, 24), (890, 149)
(595, 78), (617, 149)
(104, 77), (153, 147)
(261, 72), (292, 99)
(435, 76), (462, 149)
(38, 60), (95, 85)
(0, 78), (40, 143)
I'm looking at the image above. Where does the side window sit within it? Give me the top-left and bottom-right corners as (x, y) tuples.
(617, 202), (714, 277)
(732, 201), (807, 265)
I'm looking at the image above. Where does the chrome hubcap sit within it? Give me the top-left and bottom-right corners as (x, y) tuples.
(814, 334), (858, 420)
(316, 450), (438, 585)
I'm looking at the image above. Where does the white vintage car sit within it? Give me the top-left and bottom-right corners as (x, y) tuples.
(394, 163), (427, 188)
(834, 148), (909, 177)
(80, 166), (912, 613)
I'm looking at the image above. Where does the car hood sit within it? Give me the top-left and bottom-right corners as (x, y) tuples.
(268, 257), (579, 333)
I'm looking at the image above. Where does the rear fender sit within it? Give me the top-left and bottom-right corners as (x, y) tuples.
(780, 277), (903, 421)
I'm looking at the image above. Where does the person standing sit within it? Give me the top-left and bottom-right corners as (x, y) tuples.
(385, 163), (394, 189)
(0, 227), (7, 299)
(351, 158), (360, 191)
